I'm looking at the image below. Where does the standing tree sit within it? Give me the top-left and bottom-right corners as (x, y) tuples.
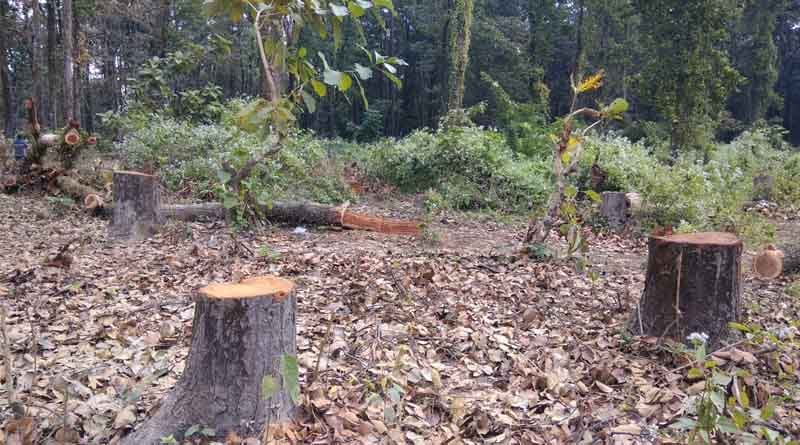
(0, 0), (13, 137)
(46, 0), (58, 126)
(729, 0), (785, 124)
(30, 0), (44, 128)
(62, 0), (76, 122)
(444, 0), (473, 111)
(634, 0), (741, 156)
(524, 71), (628, 246)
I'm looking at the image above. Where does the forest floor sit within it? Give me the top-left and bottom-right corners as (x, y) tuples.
(0, 191), (799, 444)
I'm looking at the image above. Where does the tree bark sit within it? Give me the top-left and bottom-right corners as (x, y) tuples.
(110, 171), (162, 240)
(62, 0), (75, 122)
(46, 0), (58, 126)
(753, 174), (774, 201)
(600, 191), (628, 230)
(121, 276), (297, 444)
(630, 232), (743, 350)
(0, 0), (14, 137)
(444, 0), (473, 112)
(31, 0), (44, 128)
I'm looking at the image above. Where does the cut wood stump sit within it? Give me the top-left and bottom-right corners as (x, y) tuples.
(600, 191), (629, 230)
(754, 243), (800, 278)
(120, 276), (298, 444)
(110, 171), (161, 240)
(753, 174), (774, 201)
(630, 232), (743, 350)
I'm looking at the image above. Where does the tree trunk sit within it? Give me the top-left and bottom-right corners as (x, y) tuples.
(46, 0), (58, 126)
(630, 232), (743, 350)
(110, 171), (162, 240)
(600, 191), (629, 230)
(0, 0), (14, 137)
(444, 0), (473, 112)
(62, 0), (75, 122)
(72, 10), (82, 125)
(121, 276), (297, 444)
(31, 0), (44, 128)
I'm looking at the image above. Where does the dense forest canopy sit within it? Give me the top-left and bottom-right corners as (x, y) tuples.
(2, 0), (800, 145)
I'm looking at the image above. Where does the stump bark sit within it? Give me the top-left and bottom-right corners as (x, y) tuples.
(111, 171), (161, 240)
(630, 232), (743, 350)
(753, 174), (774, 201)
(121, 276), (298, 444)
(600, 191), (629, 230)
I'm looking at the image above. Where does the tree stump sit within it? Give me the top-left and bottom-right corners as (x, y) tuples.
(110, 171), (161, 240)
(753, 174), (774, 201)
(630, 232), (743, 350)
(600, 191), (629, 230)
(121, 276), (298, 444)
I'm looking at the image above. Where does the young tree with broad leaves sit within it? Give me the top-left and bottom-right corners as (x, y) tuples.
(203, 0), (406, 216)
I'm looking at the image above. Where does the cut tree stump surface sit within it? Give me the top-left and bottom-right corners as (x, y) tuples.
(120, 276), (297, 444)
(631, 232), (743, 350)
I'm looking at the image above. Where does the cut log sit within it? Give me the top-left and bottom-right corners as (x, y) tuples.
(110, 171), (162, 240)
(54, 175), (104, 210)
(600, 191), (628, 230)
(754, 243), (800, 278)
(630, 232), (743, 350)
(38, 133), (58, 146)
(159, 202), (421, 236)
(120, 276), (297, 444)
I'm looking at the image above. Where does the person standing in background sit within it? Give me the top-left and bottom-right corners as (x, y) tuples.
(13, 134), (28, 163)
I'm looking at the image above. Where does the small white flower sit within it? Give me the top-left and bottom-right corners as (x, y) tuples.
(686, 332), (709, 344)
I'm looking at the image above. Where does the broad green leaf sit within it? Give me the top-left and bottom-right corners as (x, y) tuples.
(323, 69), (343, 86)
(354, 63), (373, 80)
(761, 398), (776, 421)
(281, 355), (301, 404)
(261, 375), (278, 400)
(561, 151), (571, 165)
(728, 322), (750, 333)
(311, 79), (327, 97)
(732, 408), (748, 430)
(382, 63), (397, 74)
(373, 0), (395, 13)
(585, 190), (601, 204)
(348, 2), (366, 17)
(687, 367), (704, 379)
(381, 70), (402, 88)
(671, 417), (697, 430)
(605, 98), (629, 117)
(564, 185), (578, 200)
(339, 72), (353, 92)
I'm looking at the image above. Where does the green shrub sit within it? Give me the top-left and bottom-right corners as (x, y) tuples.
(114, 115), (353, 204)
(358, 126), (551, 211)
(581, 130), (786, 243)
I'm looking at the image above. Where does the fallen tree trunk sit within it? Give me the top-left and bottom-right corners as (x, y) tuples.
(162, 202), (422, 236)
(97, 201), (420, 236)
(753, 243), (800, 278)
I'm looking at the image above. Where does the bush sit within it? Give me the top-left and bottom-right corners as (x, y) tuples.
(581, 130), (786, 243)
(356, 126), (551, 211)
(114, 115), (353, 204)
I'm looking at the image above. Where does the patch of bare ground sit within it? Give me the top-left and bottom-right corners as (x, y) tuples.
(0, 193), (798, 444)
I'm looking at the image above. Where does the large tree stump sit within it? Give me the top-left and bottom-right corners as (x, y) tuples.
(111, 171), (161, 240)
(630, 232), (743, 350)
(121, 276), (298, 444)
(753, 174), (774, 201)
(600, 191), (629, 230)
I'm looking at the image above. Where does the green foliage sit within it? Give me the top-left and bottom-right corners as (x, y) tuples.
(581, 129), (791, 244)
(673, 325), (797, 444)
(114, 113), (353, 205)
(774, 152), (800, 207)
(481, 72), (551, 157)
(356, 126), (551, 212)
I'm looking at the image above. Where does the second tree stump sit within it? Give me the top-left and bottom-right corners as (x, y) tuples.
(630, 232), (743, 349)
(111, 171), (162, 240)
(121, 276), (298, 444)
